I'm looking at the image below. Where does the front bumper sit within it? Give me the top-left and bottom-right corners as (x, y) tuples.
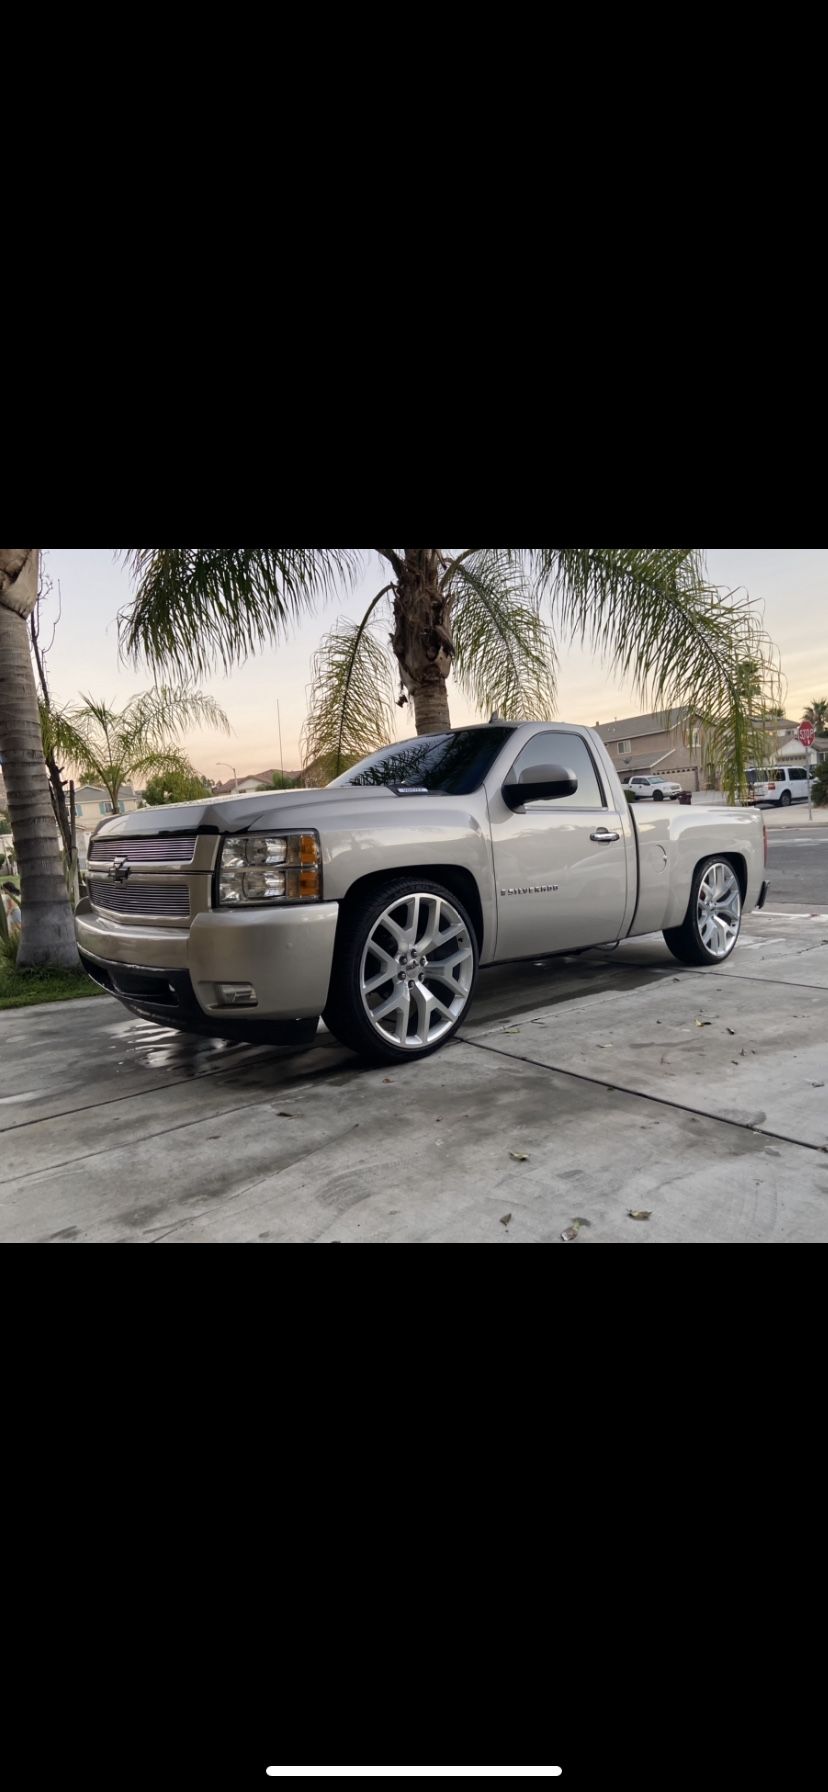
(75, 898), (339, 1022)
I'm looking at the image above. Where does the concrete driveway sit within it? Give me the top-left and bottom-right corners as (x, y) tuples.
(2, 907), (827, 1242)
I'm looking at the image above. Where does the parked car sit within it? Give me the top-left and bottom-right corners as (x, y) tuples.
(75, 722), (768, 1064)
(746, 765), (814, 806)
(621, 773), (683, 801)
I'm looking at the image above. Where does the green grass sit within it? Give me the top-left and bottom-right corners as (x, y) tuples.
(0, 962), (105, 1010)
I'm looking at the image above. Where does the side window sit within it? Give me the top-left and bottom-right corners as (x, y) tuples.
(508, 732), (606, 809)
(790, 767), (806, 782)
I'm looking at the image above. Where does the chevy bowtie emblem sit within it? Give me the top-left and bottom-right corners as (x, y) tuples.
(110, 856), (130, 883)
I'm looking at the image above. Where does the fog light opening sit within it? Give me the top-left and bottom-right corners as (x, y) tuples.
(216, 983), (258, 1007)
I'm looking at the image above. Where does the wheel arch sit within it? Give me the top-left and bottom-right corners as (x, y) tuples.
(691, 851), (748, 904)
(336, 864), (485, 956)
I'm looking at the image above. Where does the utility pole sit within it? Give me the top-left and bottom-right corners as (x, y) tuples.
(277, 701), (285, 788)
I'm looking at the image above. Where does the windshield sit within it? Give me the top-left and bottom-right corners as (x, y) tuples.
(331, 728), (516, 795)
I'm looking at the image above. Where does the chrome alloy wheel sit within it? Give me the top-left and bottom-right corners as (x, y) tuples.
(359, 891), (475, 1050)
(696, 861), (741, 958)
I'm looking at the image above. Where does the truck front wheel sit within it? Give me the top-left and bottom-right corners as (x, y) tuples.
(324, 878), (479, 1063)
(663, 857), (742, 966)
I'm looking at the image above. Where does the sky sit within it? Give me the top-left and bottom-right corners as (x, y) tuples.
(37, 549), (827, 779)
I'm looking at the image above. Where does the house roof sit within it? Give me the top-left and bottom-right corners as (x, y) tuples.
(595, 707), (690, 743)
(616, 750), (676, 772)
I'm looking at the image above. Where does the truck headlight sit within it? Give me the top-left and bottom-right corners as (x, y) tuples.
(218, 832), (321, 905)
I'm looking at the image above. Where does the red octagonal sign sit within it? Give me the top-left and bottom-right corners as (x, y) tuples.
(798, 721), (816, 746)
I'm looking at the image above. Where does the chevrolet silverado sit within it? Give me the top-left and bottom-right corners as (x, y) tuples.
(75, 722), (769, 1064)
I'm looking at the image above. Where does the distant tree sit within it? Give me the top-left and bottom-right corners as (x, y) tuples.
(45, 688), (229, 816)
(142, 765), (214, 805)
(803, 698), (828, 735)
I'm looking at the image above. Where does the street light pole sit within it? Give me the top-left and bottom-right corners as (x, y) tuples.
(277, 701), (284, 788)
(217, 761), (238, 793)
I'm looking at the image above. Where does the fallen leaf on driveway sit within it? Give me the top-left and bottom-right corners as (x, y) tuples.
(502, 1027), (520, 1035)
(382, 1077), (394, 1083)
(510, 1151), (529, 1162)
(276, 1111), (297, 1118)
(627, 1209), (652, 1221)
(561, 1217), (590, 1241)
(726, 1027), (736, 1036)
(500, 1213), (512, 1227)
(695, 1019), (712, 1028)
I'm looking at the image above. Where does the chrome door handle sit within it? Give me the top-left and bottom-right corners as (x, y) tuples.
(590, 827), (620, 842)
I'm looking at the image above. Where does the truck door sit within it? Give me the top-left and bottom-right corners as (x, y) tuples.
(489, 730), (630, 959)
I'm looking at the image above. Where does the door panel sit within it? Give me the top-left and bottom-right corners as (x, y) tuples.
(489, 731), (629, 959)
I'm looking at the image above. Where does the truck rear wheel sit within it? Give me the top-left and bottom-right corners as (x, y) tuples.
(663, 857), (742, 966)
(324, 877), (479, 1063)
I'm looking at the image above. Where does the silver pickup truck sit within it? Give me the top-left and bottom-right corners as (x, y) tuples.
(75, 722), (769, 1064)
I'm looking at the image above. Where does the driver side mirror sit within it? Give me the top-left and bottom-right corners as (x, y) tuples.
(501, 764), (579, 810)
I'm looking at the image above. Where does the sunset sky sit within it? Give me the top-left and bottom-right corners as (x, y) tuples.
(39, 549), (826, 780)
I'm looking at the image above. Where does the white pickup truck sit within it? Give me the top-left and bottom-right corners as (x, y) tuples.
(621, 773), (683, 801)
(76, 722), (768, 1064)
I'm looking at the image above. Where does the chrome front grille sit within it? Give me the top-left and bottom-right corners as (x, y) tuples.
(88, 878), (191, 919)
(89, 836), (197, 865)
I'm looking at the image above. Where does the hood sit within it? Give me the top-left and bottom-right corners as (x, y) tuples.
(94, 785), (402, 839)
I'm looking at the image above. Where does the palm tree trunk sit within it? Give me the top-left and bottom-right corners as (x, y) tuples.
(0, 551), (79, 969)
(392, 549), (454, 735)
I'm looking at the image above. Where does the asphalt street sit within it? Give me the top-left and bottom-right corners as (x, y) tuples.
(764, 832), (828, 907)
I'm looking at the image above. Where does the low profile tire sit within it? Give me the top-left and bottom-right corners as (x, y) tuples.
(663, 857), (742, 967)
(323, 877), (479, 1064)
(653, 788), (665, 801)
(780, 790), (792, 806)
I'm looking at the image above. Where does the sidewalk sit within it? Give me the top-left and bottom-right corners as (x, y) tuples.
(694, 791), (828, 826)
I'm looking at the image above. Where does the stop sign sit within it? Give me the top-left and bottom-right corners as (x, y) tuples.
(798, 721), (816, 746)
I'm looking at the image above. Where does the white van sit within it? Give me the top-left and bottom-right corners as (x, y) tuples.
(747, 765), (813, 806)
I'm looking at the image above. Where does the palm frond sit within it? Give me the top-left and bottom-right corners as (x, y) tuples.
(447, 551), (557, 719)
(301, 607), (395, 779)
(530, 549), (784, 801)
(119, 549), (366, 678)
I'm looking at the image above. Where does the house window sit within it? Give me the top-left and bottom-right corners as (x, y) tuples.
(99, 802), (110, 814)
(616, 740), (632, 754)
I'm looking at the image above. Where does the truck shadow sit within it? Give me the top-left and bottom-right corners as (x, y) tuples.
(110, 939), (678, 1082)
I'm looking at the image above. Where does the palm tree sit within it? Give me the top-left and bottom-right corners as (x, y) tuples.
(121, 548), (783, 802)
(803, 698), (828, 735)
(0, 549), (78, 968)
(46, 688), (229, 816)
